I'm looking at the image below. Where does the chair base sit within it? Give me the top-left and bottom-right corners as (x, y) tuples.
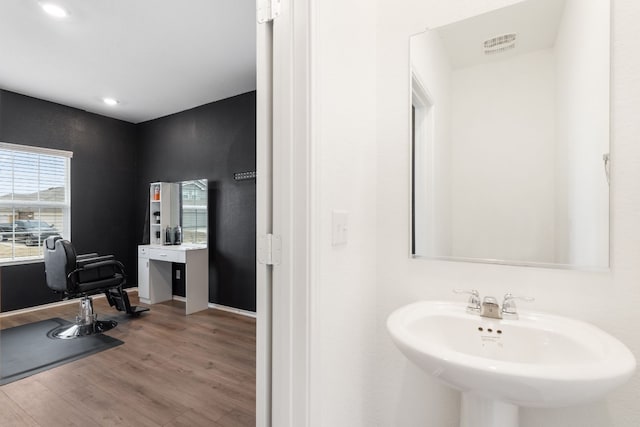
(50, 319), (118, 339)
(49, 295), (117, 340)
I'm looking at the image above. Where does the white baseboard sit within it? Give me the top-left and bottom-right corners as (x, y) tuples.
(0, 288), (256, 320)
(208, 302), (256, 318)
(0, 287), (138, 318)
(169, 295), (255, 318)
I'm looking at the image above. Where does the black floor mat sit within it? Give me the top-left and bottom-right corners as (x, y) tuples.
(0, 317), (123, 386)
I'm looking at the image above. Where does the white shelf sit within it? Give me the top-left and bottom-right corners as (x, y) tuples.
(149, 182), (179, 245)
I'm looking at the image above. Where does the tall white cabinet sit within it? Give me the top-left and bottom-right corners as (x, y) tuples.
(137, 245), (150, 301)
(139, 182), (208, 314)
(149, 182), (179, 245)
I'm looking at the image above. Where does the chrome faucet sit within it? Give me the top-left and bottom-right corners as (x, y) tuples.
(481, 296), (501, 319)
(501, 293), (535, 320)
(454, 290), (534, 319)
(453, 289), (481, 314)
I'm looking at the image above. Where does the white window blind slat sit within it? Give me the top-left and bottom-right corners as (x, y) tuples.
(0, 143), (72, 264)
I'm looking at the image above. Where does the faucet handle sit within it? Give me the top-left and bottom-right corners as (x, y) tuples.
(501, 293), (534, 319)
(453, 289), (481, 313)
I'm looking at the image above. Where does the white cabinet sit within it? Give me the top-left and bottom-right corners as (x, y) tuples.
(137, 245), (150, 303)
(141, 182), (208, 315)
(149, 182), (179, 245)
(137, 244), (208, 315)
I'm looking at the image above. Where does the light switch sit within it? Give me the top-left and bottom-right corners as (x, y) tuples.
(332, 210), (348, 246)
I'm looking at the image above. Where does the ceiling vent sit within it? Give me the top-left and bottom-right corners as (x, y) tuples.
(483, 33), (517, 55)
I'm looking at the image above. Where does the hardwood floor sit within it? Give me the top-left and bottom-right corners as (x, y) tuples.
(0, 293), (256, 427)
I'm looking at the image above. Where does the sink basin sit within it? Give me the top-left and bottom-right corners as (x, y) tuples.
(387, 301), (636, 426)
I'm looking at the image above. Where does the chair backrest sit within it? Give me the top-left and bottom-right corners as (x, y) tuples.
(43, 236), (77, 293)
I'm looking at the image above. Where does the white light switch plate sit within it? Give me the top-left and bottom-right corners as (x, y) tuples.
(332, 210), (348, 246)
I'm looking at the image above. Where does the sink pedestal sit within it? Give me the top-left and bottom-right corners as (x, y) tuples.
(460, 393), (518, 427)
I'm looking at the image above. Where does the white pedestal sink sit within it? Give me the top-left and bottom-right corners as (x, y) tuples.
(387, 301), (636, 427)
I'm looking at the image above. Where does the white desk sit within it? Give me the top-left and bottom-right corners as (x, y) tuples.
(137, 244), (208, 315)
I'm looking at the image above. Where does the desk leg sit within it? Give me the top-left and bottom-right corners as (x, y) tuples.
(185, 250), (209, 315)
(148, 259), (173, 304)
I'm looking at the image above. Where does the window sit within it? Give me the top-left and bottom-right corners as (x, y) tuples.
(180, 179), (208, 245)
(0, 142), (72, 264)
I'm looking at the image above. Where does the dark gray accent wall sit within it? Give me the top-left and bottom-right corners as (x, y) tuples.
(0, 90), (138, 312)
(0, 90), (256, 313)
(136, 92), (256, 312)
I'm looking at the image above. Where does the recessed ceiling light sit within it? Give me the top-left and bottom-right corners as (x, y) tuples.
(40, 3), (69, 18)
(102, 98), (119, 106)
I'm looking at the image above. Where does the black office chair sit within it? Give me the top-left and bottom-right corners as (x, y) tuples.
(43, 236), (149, 339)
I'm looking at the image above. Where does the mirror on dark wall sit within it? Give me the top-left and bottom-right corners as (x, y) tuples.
(147, 179), (208, 246)
(410, 0), (610, 270)
(178, 179), (208, 245)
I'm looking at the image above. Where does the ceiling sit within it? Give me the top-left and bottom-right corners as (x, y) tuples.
(0, 0), (256, 123)
(436, 0), (566, 69)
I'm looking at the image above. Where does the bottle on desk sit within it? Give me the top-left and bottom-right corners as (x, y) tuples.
(165, 225), (172, 245)
(174, 225), (182, 245)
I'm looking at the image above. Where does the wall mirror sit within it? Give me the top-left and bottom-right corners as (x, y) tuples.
(148, 179), (208, 246)
(178, 179), (208, 245)
(410, 0), (610, 270)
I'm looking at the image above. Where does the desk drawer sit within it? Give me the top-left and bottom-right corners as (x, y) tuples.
(149, 248), (185, 263)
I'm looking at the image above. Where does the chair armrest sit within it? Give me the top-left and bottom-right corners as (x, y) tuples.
(77, 254), (115, 267)
(77, 253), (99, 260)
(68, 259), (125, 279)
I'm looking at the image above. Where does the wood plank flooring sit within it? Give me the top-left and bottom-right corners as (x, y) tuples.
(0, 293), (256, 427)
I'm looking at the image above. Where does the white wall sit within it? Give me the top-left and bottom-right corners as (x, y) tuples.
(554, 0), (610, 268)
(308, 0), (378, 425)
(410, 31), (453, 257)
(450, 49), (557, 263)
(375, 1), (640, 427)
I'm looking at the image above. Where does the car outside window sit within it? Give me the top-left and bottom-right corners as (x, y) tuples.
(0, 143), (72, 264)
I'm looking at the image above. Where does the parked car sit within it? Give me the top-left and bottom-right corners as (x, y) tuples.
(13, 220), (61, 246)
(0, 223), (14, 242)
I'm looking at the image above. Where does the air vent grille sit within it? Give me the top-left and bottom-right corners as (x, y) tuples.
(483, 33), (517, 55)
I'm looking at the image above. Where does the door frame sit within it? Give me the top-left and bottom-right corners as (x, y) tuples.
(256, 12), (274, 427)
(257, 0), (314, 425)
